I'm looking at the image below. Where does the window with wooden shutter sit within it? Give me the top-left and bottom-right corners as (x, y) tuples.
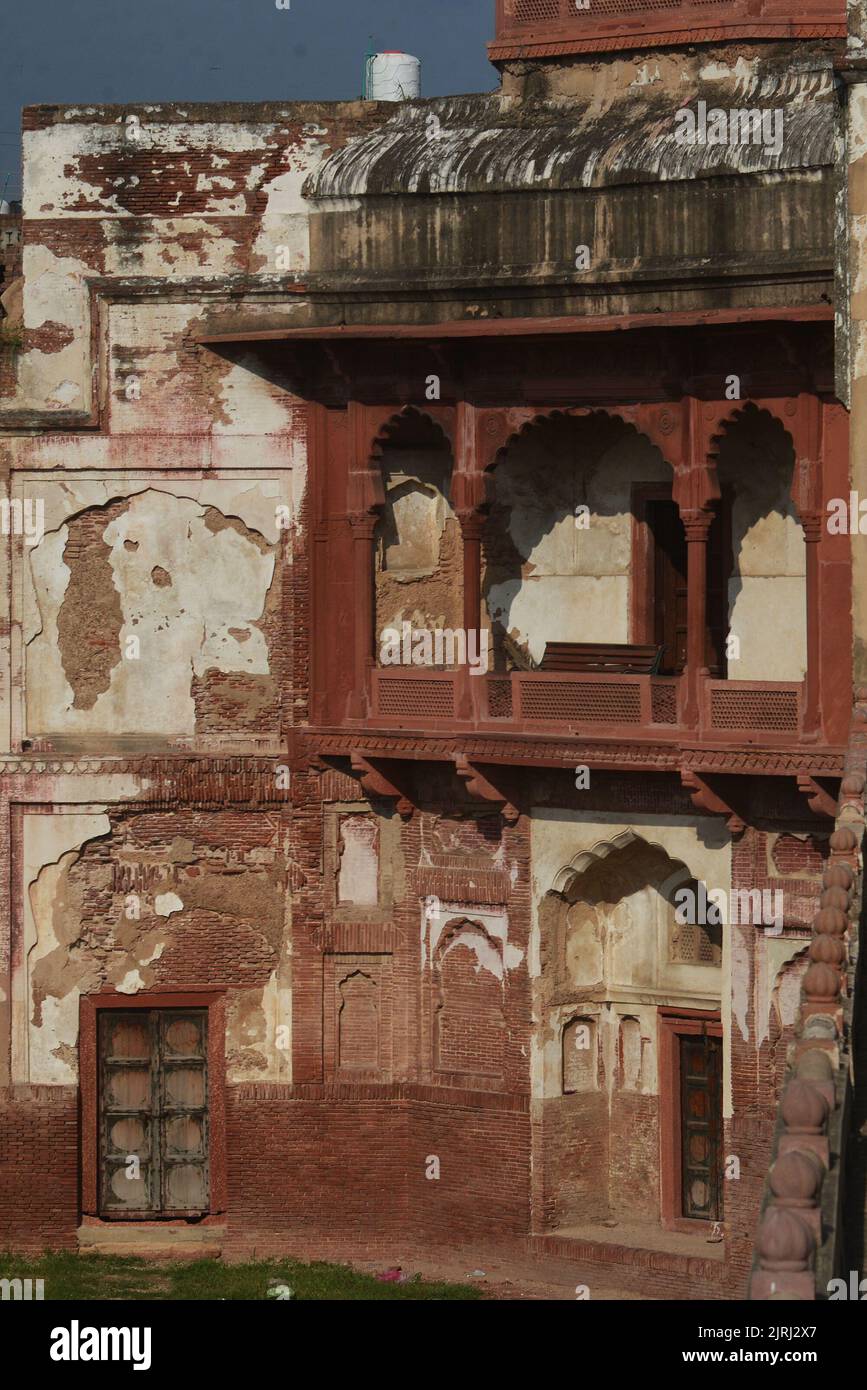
(98, 1008), (209, 1219)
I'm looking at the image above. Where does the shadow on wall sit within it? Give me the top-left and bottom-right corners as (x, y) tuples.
(480, 405), (805, 682)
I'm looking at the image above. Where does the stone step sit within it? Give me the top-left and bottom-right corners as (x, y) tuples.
(77, 1222), (225, 1261)
(80, 1243), (223, 1261)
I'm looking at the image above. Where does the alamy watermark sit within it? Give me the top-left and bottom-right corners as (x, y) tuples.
(674, 101), (783, 157)
(672, 879), (783, 936)
(1, 1276), (44, 1300)
(0, 498), (44, 547)
(379, 623), (489, 676)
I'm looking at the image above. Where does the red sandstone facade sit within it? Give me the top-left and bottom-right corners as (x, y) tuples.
(0, 1), (863, 1299)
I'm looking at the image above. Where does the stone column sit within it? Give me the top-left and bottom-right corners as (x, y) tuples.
(458, 509), (484, 640)
(348, 511), (377, 718)
(682, 508), (713, 730)
(801, 512), (822, 737)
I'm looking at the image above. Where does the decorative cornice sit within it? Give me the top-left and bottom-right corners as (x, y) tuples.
(306, 731), (845, 778)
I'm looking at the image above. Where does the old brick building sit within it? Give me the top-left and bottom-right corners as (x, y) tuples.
(2, 0), (867, 1299)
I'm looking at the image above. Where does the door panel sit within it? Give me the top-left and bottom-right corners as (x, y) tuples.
(98, 1008), (209, 1218)
(679, 1033), (722, 1221)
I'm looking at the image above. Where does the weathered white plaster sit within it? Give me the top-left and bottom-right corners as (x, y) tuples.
(16, 811), (110, 1084)
(530, 812), (732, 1114)
(24, 485), (277, 739)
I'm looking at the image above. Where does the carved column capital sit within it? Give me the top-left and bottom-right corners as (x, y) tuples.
(456, 510), (488, 542)
(680, 507), (715, 541)
(347, 511), (379, 538)
(799, 511), (823, 544)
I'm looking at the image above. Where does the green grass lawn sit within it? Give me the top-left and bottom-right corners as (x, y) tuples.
(0, 1250), (481, 1301)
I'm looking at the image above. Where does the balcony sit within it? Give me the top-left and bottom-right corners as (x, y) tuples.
(489, 0), (846, 61)
(305, 384), (849, 793)
(369, 668), (802, 746)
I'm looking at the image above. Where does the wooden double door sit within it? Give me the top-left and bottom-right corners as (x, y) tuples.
(98, 1008), (209, 1218)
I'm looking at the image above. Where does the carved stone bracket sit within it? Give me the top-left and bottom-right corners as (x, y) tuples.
(350, 755), (414, 819)
(454, 755), (519, 823)
(681, 768), (745, 835)
(796, 775), (839, 820)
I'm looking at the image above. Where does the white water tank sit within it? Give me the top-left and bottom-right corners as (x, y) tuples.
(366, 52), (421, 102)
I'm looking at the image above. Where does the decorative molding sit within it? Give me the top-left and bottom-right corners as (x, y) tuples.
(305, 731), (845, 779)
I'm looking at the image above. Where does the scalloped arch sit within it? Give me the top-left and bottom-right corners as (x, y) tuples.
(550, 828), (695, 898)
(487, 406), (672, 476)
(368, 405), (454, 464)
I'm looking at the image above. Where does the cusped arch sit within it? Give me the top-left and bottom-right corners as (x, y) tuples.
(368, 404), (454, 466)
(708, 399), (817, 521)
(481, 411), (675, 662)
(486, 406), (673, 480)
(550, 829), (694, 902)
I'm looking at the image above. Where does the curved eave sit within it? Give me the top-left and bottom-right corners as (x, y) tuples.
(306, 87), (837, 200)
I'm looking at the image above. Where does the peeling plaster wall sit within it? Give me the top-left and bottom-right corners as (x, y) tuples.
(0, 42), (848, 1261)
(16, 811), (111, 1084)
(12, 809), (293, 1087)
(375, 444), (463, 645)
(20, 480), (281, 744)
(7, 102), (386, 415)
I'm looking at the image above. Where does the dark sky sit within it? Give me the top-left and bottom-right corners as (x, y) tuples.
(1, 0), (497, 202)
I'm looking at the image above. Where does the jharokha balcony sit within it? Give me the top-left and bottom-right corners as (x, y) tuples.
(251, 319), (849, 799)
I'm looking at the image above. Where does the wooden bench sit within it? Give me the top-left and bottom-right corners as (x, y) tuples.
(538, 642), (665, 675)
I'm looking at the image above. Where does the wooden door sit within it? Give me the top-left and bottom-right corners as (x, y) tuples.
(98, 1009), (209, 1218)
(679, 1032), (722, 1221)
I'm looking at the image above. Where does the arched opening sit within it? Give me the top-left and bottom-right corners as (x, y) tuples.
(539, 831), (724, 1229)
(479, 408), (738, 684)
(373, 409), (460, 666)
(714, 405), (805, 683)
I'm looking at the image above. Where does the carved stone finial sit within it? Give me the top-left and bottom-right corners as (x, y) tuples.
(819, 886), (850, 912)
(822, 863), (854, 892)
(756, 1208), (815, 1271)
(812, 907), (849, 937)
(802, 962), (841, 1003)
(830, 827), (858, 853)
(781, 1079), (830, 1134)
(795, 1049), (834, 1085)
(769, 1150), (824, 1206)
(808, 934), (847, 967)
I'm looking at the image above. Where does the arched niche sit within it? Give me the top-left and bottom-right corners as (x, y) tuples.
(562, 1014), (598, 1094)
(432, 916), (506, 1081)
(545, 831), (720, 993)
(371, 408), (461, 654)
